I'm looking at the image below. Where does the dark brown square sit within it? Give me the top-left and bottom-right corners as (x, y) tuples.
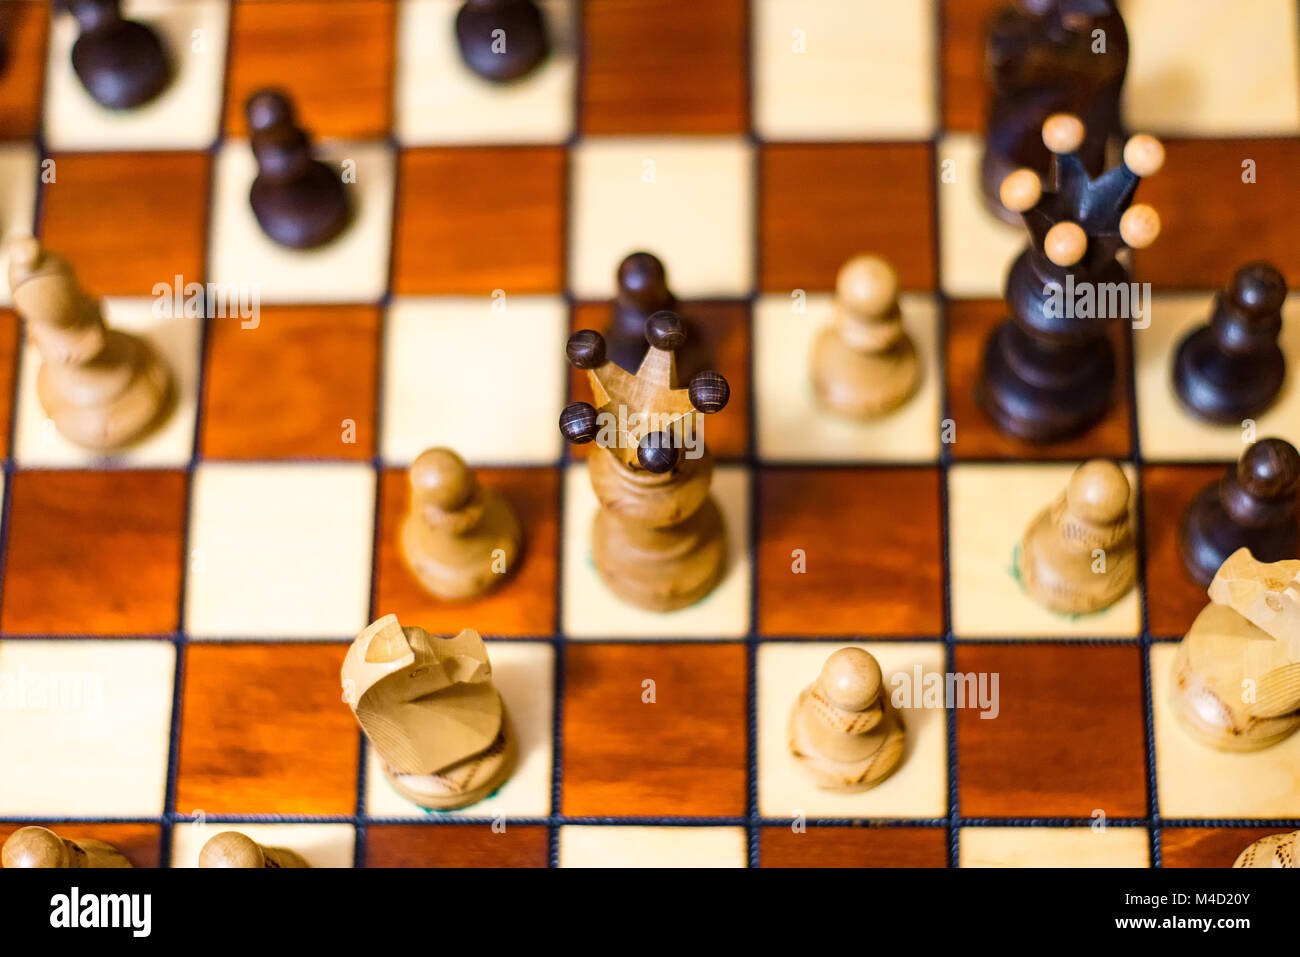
(0, 1), (49, 139)
(758, 468), (945, 637)
(224, 1), (396, 139)
(2, 470), (188, 635)
(393, 147), (566, 295)
(760, 144), (936, 293)
(41, 152), (210, 296)
(373, 466), (558, 637)
(1142, 465), (1227, 639)
(581, 0), (747, 134)
(0, 310), (20, 459)
(176, 643), (359, 816)
(561, 643), (747, 817)
(945, 299), (1134, 460)
(954, 644), (1147, 818)
(365, 825), (549, 867)
(0, 822), (162, 868)
(761, 826), (948, 868)
(1159, 827), (1284, 868)
(201, 308), (381, 460)
(939, 0), (1002, 133)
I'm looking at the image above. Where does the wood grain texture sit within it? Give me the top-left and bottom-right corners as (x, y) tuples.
(581, 0), (747, 134)
(1142, 465), (1229, 639)
(0, 0), (47, 139)
(760, 825), (948, 868)
(1159, 826), (1285, 868)
(0, 822), (161, 868)
(364, 824), (548, 868)
(946, 298), (1133, 460)
(0, 310), (18, 459)
(955, 644), (1148, 818)
(1134, 140), (1300, 288)
(176, 643), (360, 816)
(758, 468), (945, 637)
(939, 0), (1002, 133)
(568, 301), (750, 461)
(224, 1), (396, 139)
(1, 470), (187, 635)
(393, 146), (565, 295)
(373, 466), (558, 636)
(561, 643), (747, 816)
(761, 144), (936, 293)
(201, 308), (381, 460)
(40, 152), (211, 296)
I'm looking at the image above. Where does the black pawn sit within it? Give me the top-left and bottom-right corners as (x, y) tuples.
(607, 252), (710, 379)
(247, 90), (351, 250)
(1179, 438), (1300, 586)
(1174, 262), (1288, 424)
(63, 0), (170, 110)
(455, 0), (549, 83)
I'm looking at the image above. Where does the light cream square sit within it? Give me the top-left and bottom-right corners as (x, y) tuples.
(959, 826), (1150, 867)
(754, 293), (942, 462)
(381, 296), (568, 466)
(0, 142), (39, 306)
(1135, 293), (1300, 461)
(558, 826), (747, 868)
(43, 0), (229, 150)
(170, 822), (356, 868)
(208, 140), (395, 304)
(757, 642), (948, 819)
(752, 0), (936, 140)
(569, 137), (754, 299)
(1150, 643), (1300, 818)
(948, 463), (1143, 638)
(396, 0), (577, 145)
(562, 463), (751, 638)
(1123, 0), (1300, 135)
(365, 641), (554, 818)
(0, 640), (174, 816)
(185, 463), (376, 639)
(936, 133), (1023, 299)
(13, 297), (201, 468)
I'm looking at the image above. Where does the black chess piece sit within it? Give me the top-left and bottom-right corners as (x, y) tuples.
(1173, 262), (1288, 425)
(607, 252), (711, 380)
(455, 0), (549, 83)
(61, 0), (170, 110)
(246, 90), (351, 250)
(981, 0), (1128, 225)
(1179, 438), (1300, 586)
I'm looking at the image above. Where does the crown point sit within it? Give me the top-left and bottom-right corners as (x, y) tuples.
(688, 370), (730, 414)
(999, 168), (1043, 213)
(1044, 221), (1088, 267)
(637, 431), (680, 473)
(1119, 204), (1161, 249)
(566, 329), (606, 369)
(1042, 113), (1085, 154)
(645, 311), (686, 351)
(1123, 134), (1164, 177)
(560, 401), (599, 445)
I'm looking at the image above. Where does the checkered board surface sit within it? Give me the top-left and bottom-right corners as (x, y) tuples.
(0, 0), (1298, 869)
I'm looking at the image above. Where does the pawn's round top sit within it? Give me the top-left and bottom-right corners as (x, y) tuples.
(818, 647), (882, 712)
(617, 251), (670, 309)
(645, 311), (686, 351)
(410, 447), (475, 511)
(66, 0), (122, 32)
(7, 236), (41, 268)
(566, 329), (606, 369)
(1122, 134), (1165, 177)
(199, 831), (264, 868)
(1237, 439), (1300, 498)
(1230, 262), (1287, 315)
(836, 254), (898, 317)
(2, 826), (68, 868)
(1067, 460), (1130, 525)
(1041, 113), (1085, 154)
(246, 88), (294, 133)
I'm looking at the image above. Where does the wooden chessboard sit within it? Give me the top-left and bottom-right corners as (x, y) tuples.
(0, 0), (1298, 869)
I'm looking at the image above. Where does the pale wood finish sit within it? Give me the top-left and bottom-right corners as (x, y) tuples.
(2, 825), (130, 869)
(198, 830), (309, 869)
(1233, 829), (1298, 868)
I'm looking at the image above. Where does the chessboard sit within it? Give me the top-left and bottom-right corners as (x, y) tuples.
(0, 0), (1298, 870)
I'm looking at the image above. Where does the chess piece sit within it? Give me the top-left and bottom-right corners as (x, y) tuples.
(199, 831), (309, 868)
(980, 0), (1128, 225)
(455, 0), (549, 83)
(1017, 459), (1136, 614)
(606, 252), (710, 380)
(2, 826), (131, 868)
(1171, 549), (1300, 752)
(977, 114), (1163, 442)
(811, 254), (919, 419)
(788, 647), (905, 792)
(61, 0), (170, 110)
(401, 447), (522, 601)
(1233, 830), (1298, 868)
(7, 238), (172, 451)
(560, 312), (731, 611)
(247, 89), (351, 250)
(343, 614), (516, 810)
(1179, 438), (1300, 587)
(1173, 262), (1288, 424)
